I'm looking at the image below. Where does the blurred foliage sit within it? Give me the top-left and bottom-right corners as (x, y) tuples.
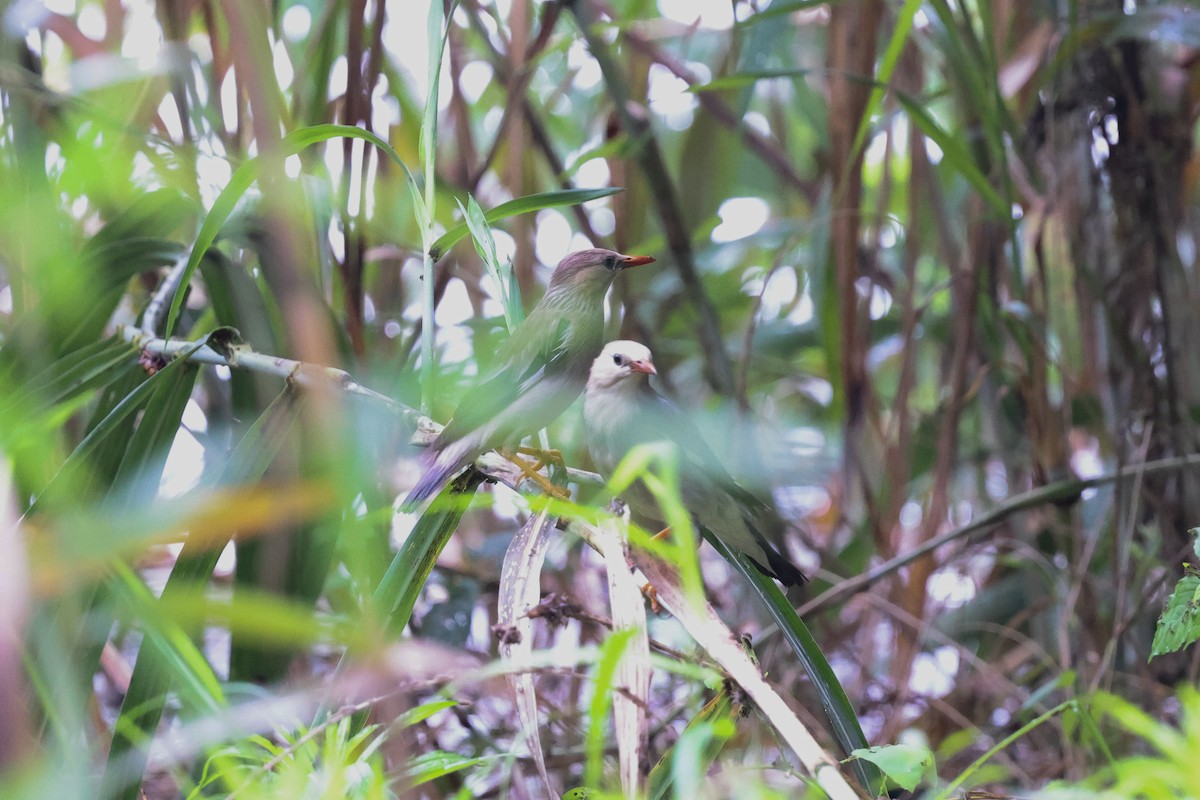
(4, 0), (1200, 798)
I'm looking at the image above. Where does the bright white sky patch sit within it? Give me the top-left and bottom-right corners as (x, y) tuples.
(435, 278), (473, 327)
(657, 0), (734, 28)
(712, 196), (769, 243)
(646, 63), (695, 130)
(534, 209), (572, 267)
(195, 150), (232, 207)
(788, 285), (814, 325)
(156, 94), (182, 141)
(761, 268), (797, 317)
(272, 37), (294, 91)
(909, 647), (958, 698)
(76, 3), (105, 39)
(160, 427), (204, 498)
(568, 39), (601, 90)
(574, 157), (610, 189)
(121, 1), (162, 68)
(281, 4), (311, 40)
(381, 2), (453, 109)
(328, 55), (347, 102)
(458, 60), (493, 105)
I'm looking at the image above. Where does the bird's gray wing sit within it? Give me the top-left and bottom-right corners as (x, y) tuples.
(632, 385), (771, 512)
(623, 385), (804, 584)
(437, 313), (573, 445)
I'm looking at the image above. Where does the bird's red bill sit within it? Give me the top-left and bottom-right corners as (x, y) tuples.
(630, 359), (657, 375)
(621, 255), (656, 268)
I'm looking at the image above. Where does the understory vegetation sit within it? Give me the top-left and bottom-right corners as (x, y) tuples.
(3, 1), (1200, 798)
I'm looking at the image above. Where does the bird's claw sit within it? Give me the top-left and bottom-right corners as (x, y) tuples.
(501, 449), (571, 500)
(641, 582), (666, 615)
(515, 445), (565, 473)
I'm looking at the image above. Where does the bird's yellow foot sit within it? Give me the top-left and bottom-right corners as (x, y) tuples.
(515, 445), (565, 473)
(641, 582), (666, 615)
(501, 449), (571, 500)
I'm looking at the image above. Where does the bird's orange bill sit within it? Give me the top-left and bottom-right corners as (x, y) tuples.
(629, 359), (656, 375)
(620, 254), (656, 268)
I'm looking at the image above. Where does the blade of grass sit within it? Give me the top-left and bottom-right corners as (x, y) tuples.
(373, 470), (486, 634)
(102, 388), (301, 800)
(459, 194), (524, 330)
(497, 509), (557, 797)
(30, 340), (206, 512)
(163, 124), (416, 337)
(629, 542), (862, 799)
(428, 188), (623, 260)
(708, 537), (882, 795)
(645, 683), (742, 800)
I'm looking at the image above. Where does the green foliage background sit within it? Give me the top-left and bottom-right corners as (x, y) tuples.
(4, 0), (1200, 797)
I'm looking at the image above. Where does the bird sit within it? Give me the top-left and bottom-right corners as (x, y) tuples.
(583, 340), (806, 586)
(404, 249), (656, 508)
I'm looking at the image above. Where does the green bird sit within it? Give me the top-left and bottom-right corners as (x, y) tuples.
(583, 340), (806, 586)
(404, 249), (655, 508)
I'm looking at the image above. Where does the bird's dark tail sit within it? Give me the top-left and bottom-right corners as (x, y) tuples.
(401, 443), (472, 511)
(758, 547), (807, 587)
(702, 524), (808, 587)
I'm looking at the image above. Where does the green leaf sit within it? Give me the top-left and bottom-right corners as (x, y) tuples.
(429, 188), (624, 260)
(8, 337), (138, 409)
(1150, 571), (1200, 659)
(691, 69), (1008, 217)
(584, 628), (639, 791)
(404, 751), (492, 787)
(31, 340), (205, 512)
(374, 470), (486, 634)
(111, 358), (199, 506)
(164, 124), (414, 337)
(647, 688), (739, 800)
(706, 536), (883, 795)
(849, 743), (935, 792)
(102, 389), (301, 800)
(459, 194), (524, 331)
(397, 699), (459, 728)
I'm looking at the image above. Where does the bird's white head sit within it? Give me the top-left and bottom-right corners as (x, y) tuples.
(587, 340), (657, 391)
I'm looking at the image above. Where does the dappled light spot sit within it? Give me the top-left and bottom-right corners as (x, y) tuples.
(281, 5), (311, 41)
(657, 0), (734, 28)
(534, 210), (572, 267)
(712, 197), (769, 243)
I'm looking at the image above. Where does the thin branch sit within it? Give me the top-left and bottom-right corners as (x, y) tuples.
(118, 323), (604, 493)
(799, 453), (1200, 616)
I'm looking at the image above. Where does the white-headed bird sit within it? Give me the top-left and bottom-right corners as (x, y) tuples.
(404, 250), (655, 508)
(583, 340), (806, 586)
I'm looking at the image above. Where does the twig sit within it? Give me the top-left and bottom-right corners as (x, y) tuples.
(118, 324), (415, 420)
(118, 324), (605, 493)
(141, 254), (188, 335)
(799, 452), (1200, 616)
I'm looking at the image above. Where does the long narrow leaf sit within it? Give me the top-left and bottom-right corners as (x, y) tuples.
(429, 188), (624, 260)
(164, 124), (415, 337)
(374, 470), (486, 634)
(30, 341), (205, 512)
(102, 389), (301, 800)
(708, 537), (882, 795)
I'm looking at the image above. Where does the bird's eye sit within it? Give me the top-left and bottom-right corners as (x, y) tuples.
(603, 255), (618, 270)
(612, 354), (624, 366)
